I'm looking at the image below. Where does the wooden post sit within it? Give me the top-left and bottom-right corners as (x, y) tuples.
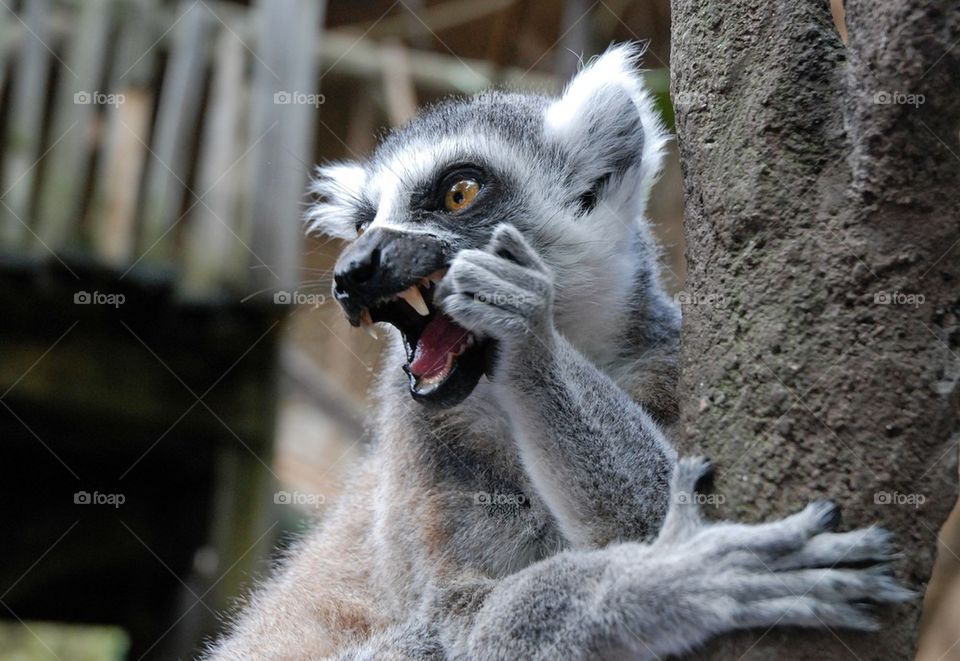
(1, 0), (52, 251)
(137, 0), (211, 266)
(33, 0), (111, 256)
(243, 0), (324, 297)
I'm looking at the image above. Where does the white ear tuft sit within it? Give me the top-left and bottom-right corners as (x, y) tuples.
(544, 43), (669, 216)
(305, 162), (367, 239)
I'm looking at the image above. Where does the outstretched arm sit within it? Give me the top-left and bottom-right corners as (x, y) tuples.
(437, 223), (678, 547)
(335, 460), (911, 661)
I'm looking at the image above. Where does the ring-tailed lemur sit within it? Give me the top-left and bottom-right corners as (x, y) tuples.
(206, 44), (911, 660)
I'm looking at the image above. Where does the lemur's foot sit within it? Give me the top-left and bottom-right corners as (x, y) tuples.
(651, 458), (914, 632)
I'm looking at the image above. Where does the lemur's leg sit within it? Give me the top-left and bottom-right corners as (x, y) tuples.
(436, 223), (678, 546)
(336, 462), (910, 661)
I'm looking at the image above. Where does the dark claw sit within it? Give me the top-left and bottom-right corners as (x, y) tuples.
(694, 458), (715, 494)
(813, 499), (842, 531)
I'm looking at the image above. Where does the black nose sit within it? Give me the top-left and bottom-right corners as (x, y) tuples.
(333, 228), (450, 308)
(334, 245), (380, 289)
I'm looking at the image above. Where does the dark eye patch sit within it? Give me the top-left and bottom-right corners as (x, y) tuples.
(353, 200), (376, 233)
(408, 162), (488, 212)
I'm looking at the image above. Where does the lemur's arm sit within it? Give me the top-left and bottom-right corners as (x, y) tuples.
(437, 224), (678, 547)
(334, 460), (909, 661)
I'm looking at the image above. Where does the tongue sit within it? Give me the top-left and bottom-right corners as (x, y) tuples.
(409, 313), (470, 379)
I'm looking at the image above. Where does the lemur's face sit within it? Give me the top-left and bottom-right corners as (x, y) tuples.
(309, 48), (668, 408)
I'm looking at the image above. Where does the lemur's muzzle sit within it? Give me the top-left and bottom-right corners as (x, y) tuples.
(332, 227), (490, 408)
(333, 228), (450, 321)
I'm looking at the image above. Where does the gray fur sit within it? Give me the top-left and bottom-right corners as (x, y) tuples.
(205, 44), (911, 660)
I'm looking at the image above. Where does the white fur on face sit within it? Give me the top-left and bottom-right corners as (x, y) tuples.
(306, 162), (367, 239)
(306, 44), (670, 367)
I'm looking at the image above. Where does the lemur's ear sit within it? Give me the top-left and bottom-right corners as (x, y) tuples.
(305, 162), (368, 239)
(544, 43), (668, 216)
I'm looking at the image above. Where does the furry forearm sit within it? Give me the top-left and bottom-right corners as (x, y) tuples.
(497, 329), (678, 548)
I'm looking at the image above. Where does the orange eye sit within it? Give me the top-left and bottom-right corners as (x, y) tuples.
(444, 179), (481, 212)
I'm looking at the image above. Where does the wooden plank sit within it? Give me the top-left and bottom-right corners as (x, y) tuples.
(244, 0), (323, 296)
(137, 0), (212, 266)
(88, 0), (156, 267)
(89, 91), (153, 267)
(215, 0), (562, 95)
(318, 31), (561, 95)
(379, 38), (418, 127)
(33, 0), (112, 256)
(180, 24), (246, 299)
(1, 0), (53, 251)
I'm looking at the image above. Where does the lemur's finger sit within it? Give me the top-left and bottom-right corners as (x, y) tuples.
(440, 291), (528, 338)
(724, 566), (915, 604)
(772, 527), (900, 571)
(732, 596), (880, 632)
(487, 224), (548, 273)
(671, 456), (713, 494)
(697, 500), (841, 560)
(452, 249), (551, 299)
(447, 259), (548, 318)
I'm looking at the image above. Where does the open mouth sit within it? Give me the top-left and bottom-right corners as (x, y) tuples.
(357, 270), (492, 407)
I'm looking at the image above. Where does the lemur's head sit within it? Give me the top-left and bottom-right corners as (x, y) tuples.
(308, 44), (669, 408)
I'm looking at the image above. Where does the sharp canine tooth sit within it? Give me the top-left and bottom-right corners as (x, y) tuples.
(398, 286), (429, 316)
(360, 310), (378, 339)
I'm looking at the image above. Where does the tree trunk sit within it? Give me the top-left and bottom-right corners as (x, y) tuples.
(670, 1), (960, 659)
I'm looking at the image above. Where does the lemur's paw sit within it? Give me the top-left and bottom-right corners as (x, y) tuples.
(674, 504), (915, 631)
(435, 224), (555, 344)
(733, 595), (885, 631)
(727, 561), (915, 632)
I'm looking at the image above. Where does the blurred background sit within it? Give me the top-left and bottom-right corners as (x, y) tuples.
(0, 0), (955, 659)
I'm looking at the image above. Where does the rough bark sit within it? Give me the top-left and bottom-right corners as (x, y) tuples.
(670, 1), (960, 659)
